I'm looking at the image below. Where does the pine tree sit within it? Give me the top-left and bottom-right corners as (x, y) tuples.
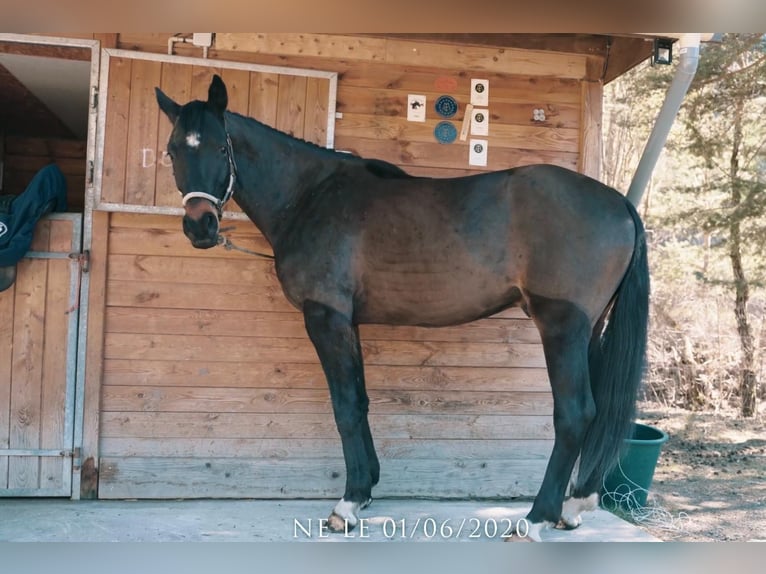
(680, 33), (766, 416)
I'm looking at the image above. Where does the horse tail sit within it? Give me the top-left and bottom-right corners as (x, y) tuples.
(575, 199), (649, 495)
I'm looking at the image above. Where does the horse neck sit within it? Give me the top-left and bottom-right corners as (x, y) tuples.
(226, 113), (339, 246)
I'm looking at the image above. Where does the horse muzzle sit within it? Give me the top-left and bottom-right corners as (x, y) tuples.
(182, 198), (220, 249)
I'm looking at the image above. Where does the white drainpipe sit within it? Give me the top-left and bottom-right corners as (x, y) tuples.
(626, 33), (702, 206)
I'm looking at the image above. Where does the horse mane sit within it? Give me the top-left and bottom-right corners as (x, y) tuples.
(225, 109), (414, 179)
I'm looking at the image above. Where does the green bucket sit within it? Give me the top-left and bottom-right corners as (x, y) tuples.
(601, 422), (669, 511)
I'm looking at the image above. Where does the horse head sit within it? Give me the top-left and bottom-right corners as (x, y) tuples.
(155, 75), (237, 249)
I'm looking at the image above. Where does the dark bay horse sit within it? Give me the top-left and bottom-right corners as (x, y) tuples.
(156, 75), (649, 541)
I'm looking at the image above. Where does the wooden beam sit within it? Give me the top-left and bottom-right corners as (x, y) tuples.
(603, 36), (653, 84)
(0, 41), (90, 61)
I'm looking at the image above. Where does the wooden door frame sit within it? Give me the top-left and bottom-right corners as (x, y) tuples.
(93, 48), (338, 218)
(0, 34), (100, 499)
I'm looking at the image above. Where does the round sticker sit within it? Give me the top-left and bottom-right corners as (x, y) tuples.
(474, 111), (485, 123)
(434, 76), (458, 91)
(434, 121), (457, 144)
(473, 143), (485, 153)
(434, 95), (458, 118)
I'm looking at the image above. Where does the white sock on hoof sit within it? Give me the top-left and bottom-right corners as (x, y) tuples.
(524, 520), (552, 542)
(560, 493), (599, 528)
(330, 498), (360, 528)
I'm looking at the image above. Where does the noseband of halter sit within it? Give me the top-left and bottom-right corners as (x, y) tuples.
(180, 122), (238, 216)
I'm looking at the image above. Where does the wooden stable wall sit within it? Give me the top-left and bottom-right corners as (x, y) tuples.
(82, 33), (609, 499)
(97, 213), (553, 498)
(1, 136), (87, 212)
(117, 33), (603, 180)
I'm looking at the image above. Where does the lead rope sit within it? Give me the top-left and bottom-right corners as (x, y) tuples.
(217, 228), (275, 260)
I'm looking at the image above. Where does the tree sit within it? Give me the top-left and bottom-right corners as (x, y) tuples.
(677, 33), (766, 416)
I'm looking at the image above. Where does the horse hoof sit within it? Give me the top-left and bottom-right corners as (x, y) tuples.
(555, 517), (581, 530)
(504, 534), (537, 542)
(558, 493), (598, 530)
(327, 512), (354, 533)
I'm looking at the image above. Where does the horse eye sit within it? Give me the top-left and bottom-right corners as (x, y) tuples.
(219, 145), (227, 155)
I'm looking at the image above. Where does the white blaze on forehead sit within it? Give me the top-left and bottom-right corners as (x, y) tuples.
(185, 132), (201, 148)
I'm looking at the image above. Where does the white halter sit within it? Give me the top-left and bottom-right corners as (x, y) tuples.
(180, 129), (237, 215)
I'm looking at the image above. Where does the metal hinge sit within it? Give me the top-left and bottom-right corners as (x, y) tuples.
(91, 86), (99, 109)
(87, 160), (94, 185)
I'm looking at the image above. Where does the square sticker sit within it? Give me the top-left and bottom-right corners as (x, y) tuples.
(407, 94), (427, 122)
(471, 79), (489, 106)
(469, 139), (488, 167)
(471, 108), (489, 136)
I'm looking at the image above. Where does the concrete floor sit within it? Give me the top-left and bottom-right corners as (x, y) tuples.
(0, 498), (659, 542)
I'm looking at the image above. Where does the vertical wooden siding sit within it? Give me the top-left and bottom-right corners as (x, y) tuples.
(99, 57), (330, 210)
(0, 217), (78, 494)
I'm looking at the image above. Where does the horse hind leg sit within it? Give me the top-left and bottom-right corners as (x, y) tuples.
(303, 300), (378, 532)
(520, 297), (596, 541)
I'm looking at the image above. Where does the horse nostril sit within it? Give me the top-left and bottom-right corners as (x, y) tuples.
(202, 212), (219, 236)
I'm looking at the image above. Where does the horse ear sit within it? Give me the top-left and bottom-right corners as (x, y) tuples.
(207, 74), (228, 118)
(155, 87), (180, 123)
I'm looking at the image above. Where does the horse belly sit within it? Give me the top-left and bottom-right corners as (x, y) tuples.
(356, 263), (520, 326)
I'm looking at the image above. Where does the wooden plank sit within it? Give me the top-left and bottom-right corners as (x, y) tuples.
(220, 68), (251, 116)
(0, 277), (14, 488)
(100, 411), (554, 440)
(336, 85), (581, 129)
(103, 305), (541, 344)
(215, 33), (586, 80)
(155, 63), (192, 208)
(335, 136), (579, 172)
(99, 436), (552, 461)
(4, 136), (86, 158)
(107, 226), (273, 259)
(100, 385), (553, 416)
(106, 280), (294, 313)
(8, 221), (50, 489)
(4, 155), (87, 177)
(108, 211), (262, 232)
(216, 33), (387, 63)
(248, 71), (279, 127)
(579, 80), (603, 180)
(103, 333), (546, 368)
(123, 58), (162, 206)
(384, 38), (587, 79)
(190, 65), (224, 102)
(98, 455), (546, 499)
(101, 56), (132, 204)
(106, 254), (277, 286)
(336, 114), (580, 153)
(276, 75), (307, 139)
(80, 210), (109, 498)
(39, 219), (72, 490)
(303, 77), (330, 146)
(102, 360), (550, 392)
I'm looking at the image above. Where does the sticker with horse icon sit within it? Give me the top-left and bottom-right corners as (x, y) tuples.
(407, 94), (427, 122)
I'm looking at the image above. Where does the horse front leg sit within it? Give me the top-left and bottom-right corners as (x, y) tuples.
(303, 300), (377, 532)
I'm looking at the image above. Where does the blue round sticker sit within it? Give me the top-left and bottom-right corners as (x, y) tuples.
(434, 121), (457, 144)
(434, 95), (458, 118)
